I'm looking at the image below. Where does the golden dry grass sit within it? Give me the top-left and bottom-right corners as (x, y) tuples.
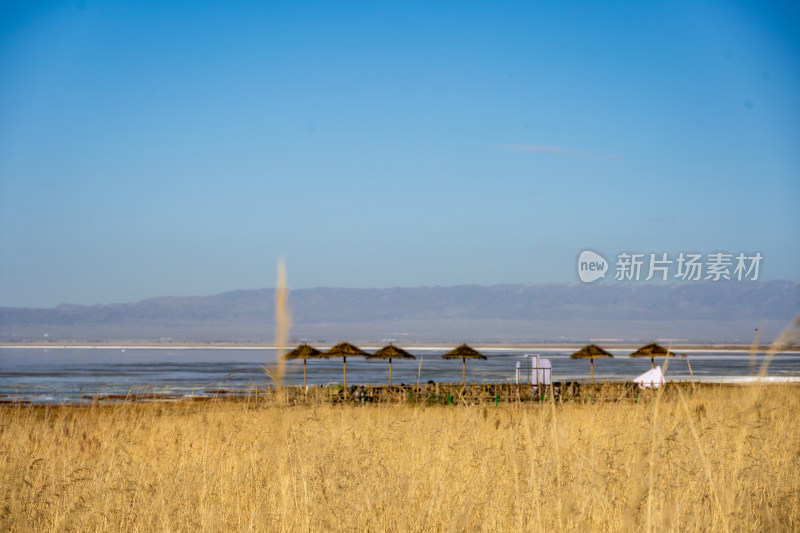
(2, 385), (799, 532)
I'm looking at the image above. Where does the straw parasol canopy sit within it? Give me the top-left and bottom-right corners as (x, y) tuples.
(322, 342), (370, 390)
(284, 343), (323, 387)
(367, 344), (415, 386)
(570, 344), (614, 383)
(442, 344), (487, 387)
(629, 342), (676, 369)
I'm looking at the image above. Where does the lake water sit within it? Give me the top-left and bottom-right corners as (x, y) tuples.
(2, 347), (799, 405)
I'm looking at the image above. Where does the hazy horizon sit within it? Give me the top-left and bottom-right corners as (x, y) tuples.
(3, 278), (798, 310)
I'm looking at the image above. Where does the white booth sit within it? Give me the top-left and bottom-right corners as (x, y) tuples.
(516, 354), (552, 386)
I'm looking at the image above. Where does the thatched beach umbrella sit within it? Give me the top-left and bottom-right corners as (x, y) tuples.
(367, 344), (415, 386)
(323, 342), (370, 389)
(570, 344), (614, 383)
(284, 343), (323, 387)
(442, 344), (487, 387)
(629, 342), (676, 369)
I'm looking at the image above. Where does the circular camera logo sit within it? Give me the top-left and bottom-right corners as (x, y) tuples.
(577, 250), (608, 283)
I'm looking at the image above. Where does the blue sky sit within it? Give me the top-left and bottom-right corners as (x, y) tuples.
(1, 0), (798, 307)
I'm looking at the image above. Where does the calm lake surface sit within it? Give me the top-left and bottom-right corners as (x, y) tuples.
(2, 347), (799, 405)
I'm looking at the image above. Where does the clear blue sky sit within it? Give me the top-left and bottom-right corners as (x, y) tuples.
(1, 0), (798, 307)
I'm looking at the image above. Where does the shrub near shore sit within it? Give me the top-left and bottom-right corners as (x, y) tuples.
(2, 384), (799, 531)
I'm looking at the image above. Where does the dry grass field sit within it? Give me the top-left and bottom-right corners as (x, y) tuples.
(2, 384), (799, 532)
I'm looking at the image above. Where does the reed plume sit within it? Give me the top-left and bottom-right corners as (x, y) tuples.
(272, 257), (291, 388)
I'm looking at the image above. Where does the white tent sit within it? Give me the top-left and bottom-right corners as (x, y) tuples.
(634, 365), (665, 389)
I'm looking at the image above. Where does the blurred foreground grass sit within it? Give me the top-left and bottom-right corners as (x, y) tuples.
(2, 383), (799, 532)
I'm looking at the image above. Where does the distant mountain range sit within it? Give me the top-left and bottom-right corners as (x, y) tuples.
(1, 281), (798, 345)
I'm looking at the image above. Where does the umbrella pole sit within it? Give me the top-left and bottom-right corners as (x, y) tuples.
(343, 356), (347, 397)
(462, 358), (466, 387)
(389, 358), (393, 387)
(651, 356), (654, 370)
(590, 359), (594, 384)
(303, 359), (307, 388)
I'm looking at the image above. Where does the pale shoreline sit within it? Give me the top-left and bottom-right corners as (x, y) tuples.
(1, 341), (798, 353)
